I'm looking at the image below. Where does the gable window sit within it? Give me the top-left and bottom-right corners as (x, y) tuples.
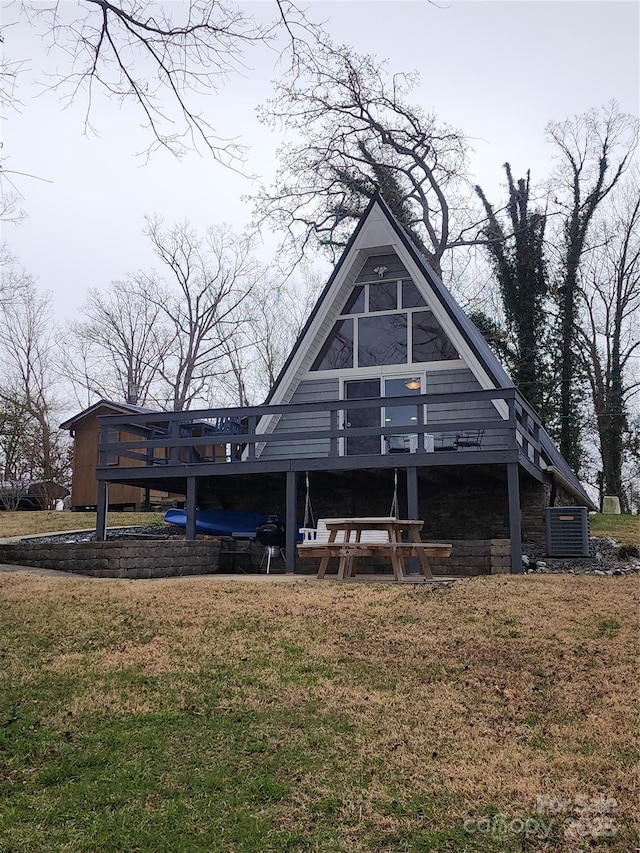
(312, 278), (459, 372)
(311, 318), (354, 370)
(341, 286), (365, 315)
(402, 280), (426, 308)
(412, 311), (459, 362)
(359, 315), (407, 366)
(369, 281), (398, 312)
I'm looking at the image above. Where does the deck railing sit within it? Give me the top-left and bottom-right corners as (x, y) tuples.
(97, 387), (546, 473)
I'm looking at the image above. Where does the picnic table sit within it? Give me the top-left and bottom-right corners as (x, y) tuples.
(299, 517), (451, 581)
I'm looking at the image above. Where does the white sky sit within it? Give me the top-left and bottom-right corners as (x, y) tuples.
(1, 0), (638, 321)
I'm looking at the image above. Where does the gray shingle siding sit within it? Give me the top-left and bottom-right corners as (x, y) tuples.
(258, 377), (339, 460)
(426, 368), (504, 450)
(258, 368), (510, 460)
(355, 252), (409, 282)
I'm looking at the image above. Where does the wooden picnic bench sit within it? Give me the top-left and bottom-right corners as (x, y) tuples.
(298, 517), (452, 581)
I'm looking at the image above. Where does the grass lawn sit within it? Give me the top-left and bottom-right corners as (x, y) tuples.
(0, 511), (166, 539)
(589, 514), (639, 547)
(0, 573), (637, 852)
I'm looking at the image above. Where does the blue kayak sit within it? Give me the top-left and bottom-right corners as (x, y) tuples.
(164, 509), (273, 537)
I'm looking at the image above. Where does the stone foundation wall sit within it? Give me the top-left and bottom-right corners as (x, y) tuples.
(424, 538), (511, 576)
(0, 539), (230, 579)
(0, 537), (512, 577)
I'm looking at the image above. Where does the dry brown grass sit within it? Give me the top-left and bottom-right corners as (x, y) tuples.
(0, 510), (165, 538)
(1, 570), (637, 848)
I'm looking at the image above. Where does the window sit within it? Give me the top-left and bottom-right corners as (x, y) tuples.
(359, 315), (407, 366)
(105, 429), (120, 466)
(402, 280), (426, 308)
(369, 281), (398, 312)
(412, 311), (458, 362)
(312, 279), (459, 371)
(344, 379), (381, 456)
(341, 286), (365, 315)
(311, 318), (354, 370)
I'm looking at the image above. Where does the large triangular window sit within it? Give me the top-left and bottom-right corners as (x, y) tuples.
(312, 279), (458, 371)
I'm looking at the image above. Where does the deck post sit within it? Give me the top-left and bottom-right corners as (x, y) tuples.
(185, 476), (197, 541)
(406, 465), (419, 519)
(406, 466), (420, 574)
(96, 481), (108, 541)
(329, 409), (339, 457)
(507, 462), (523, 573)
(285, 471), (297, 574)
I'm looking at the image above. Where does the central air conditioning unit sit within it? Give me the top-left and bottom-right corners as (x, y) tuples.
(545, 507), (590, 557)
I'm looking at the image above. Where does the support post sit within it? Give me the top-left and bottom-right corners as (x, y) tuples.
(406, 466), (419, 519)
(96, 481), (109, 541)
(406, 466), (420, 574)
(507, 462), (523, 573)
(185, 476), (197, 541)
(285, 471), (297, 574)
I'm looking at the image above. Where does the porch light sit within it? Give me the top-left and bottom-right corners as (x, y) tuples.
(405, 378), (421, 390)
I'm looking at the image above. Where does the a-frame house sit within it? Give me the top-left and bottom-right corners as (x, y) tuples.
(94, 194), (596, 574)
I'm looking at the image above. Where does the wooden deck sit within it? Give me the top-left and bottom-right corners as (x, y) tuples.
(91, 388), (551, 577)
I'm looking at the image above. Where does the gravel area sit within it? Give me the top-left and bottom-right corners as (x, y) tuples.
(25, 525), (184, 544)
(522, 536), (639, 576)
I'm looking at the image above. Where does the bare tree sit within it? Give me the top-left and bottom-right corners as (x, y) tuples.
(4, 1), (321, 163)
(214, 265), (321, 405)
(547, 102), (639, 471)
(143, 218), (264, 410)
(252, 39), (473, 277)
(66, 278), (173, 406)
(0, 271), (69, 485)
(575, 173), (640, 512)
(0, 37), (28, 223)
(0, 390), (39, 483)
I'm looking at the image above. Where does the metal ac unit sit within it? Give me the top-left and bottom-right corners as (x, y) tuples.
(545, 507), (590, 557)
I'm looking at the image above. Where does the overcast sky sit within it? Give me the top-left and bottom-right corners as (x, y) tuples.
(2, 0), (638, 321)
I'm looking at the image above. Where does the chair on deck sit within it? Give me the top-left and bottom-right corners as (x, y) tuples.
(385, 435), (411, 454)
(455, 429), (484, 450)
(434, 433), (458, 451)
(434, 429), (485, 451)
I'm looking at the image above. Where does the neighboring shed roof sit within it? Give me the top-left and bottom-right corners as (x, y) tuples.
(59, 399), (156, 431)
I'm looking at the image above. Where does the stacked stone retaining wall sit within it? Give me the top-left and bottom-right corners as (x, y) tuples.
(0, 540), (227, 579)
(0, 537), (513, 577)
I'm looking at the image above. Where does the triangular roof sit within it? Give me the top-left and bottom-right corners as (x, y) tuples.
(265, 193), (595, 509)
(266, 193), (513, 405)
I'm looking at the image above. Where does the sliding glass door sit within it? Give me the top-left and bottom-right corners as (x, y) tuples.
(344, 379), (381, 456)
